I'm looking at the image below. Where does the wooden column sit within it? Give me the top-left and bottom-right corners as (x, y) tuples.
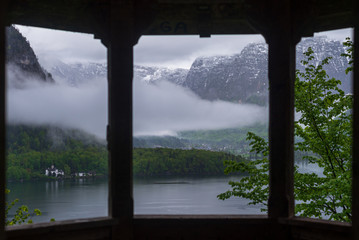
(246, 0), (297, 223)
(266, 33), (296, 220)
(107, 1), (135, 239)
(0, 1), (6, 239)
(352, 3), (359, 239)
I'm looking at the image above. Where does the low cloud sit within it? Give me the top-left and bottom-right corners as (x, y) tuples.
(134, 80), (267, 136)
(7, 67), (268, 139)
(6, 68), (108, 138)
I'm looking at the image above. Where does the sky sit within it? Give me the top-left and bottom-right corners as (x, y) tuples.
(6, 25), (353, 138)
(16, 25), (352, 69)
(16, 25), (266, 69)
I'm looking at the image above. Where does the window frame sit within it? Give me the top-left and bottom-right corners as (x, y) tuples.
(1, 2), (358, 240)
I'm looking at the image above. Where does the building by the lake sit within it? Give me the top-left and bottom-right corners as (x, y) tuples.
(45, 165), (64, 178)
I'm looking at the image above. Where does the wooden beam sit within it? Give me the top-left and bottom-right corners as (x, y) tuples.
(4, 216), (355, 240)
(251, 6), (297, 239)
(107, 1), (135, 239)
(245, 3), (298, 239)
(140, 2), (257, 35)
(352, 1), (359, 239)
(6, 217), (116, 240)
(283, 218), (352, 240)
(133, 215), (272, 240)
(0, 0), (6, 239)
(251, 0), (297, 222)
(5, 0), (355, 37)
(267, 32), (296, 219)
(265, 32), (296, 240)
(7, 0), (109, 35)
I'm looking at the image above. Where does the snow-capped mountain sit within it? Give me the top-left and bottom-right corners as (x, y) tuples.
(47, 36), (351, 105)
(50, 61), (107, 86)
(183, 36), (351, 105)
(49, 61), (188, 87)
(183, 44), (268, 105)
(134, 65), (188, 85)
(297, 36), (351, 93)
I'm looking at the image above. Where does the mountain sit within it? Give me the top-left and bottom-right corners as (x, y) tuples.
(49, 61), (107, 86)
(133, 135), (190, 149)
(183, 44), (268, 105)
(134, 65), (188, 86)
(7, 124), (106, 152)
(183, 37), (351, 105)
(48, 36), (351, 106)
(6, 26), (55, 87)
(48, 61), (188, 87)
(297, 36), (351, 93)
(6, 31), (349, 156)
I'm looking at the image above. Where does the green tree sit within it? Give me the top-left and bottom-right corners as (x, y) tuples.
(218, 39), (353, 222)
(7, 166), (30, 181)
(5, 189), (41, 225)
(64, 164), (71, 176)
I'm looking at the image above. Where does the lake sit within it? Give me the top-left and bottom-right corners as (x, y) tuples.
(6, 162), (321, 223)
(6, 176), (264, 223)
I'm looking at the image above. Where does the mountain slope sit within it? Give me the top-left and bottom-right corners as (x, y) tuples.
(50, 61), (107, 86)
(49, 36), (351, 106)
(6, 26), (55, 87)
(183, 37), (350, 104)
(48, 62), (188, 87)
(184, 44), (268, 105)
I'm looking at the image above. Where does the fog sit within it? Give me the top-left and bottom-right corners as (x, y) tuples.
(134, 80), (267, 136)
(9, 26), (350, 140)
(6, 66), (108, 138)
(7, 66), (267, 138)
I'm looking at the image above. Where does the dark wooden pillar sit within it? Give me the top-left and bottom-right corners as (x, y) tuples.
(265, 29), (297, 240)
(0, 1), (6, 239)
(107, 1), (135, 239)
(352, 2), (359, 239)
(245, 3), (298, 238)
(267, 33), (296, 220)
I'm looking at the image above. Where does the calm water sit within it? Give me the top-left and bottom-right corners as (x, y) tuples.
(6, 176), (264, 223)
(6, 163), (321, 223)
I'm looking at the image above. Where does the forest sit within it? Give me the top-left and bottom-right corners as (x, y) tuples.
(6, 125), (246, 180)
(133, 148), (246, 176)
(6, 125), (108, 180)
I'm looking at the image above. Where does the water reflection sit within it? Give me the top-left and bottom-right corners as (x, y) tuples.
(7, 176), (266, 223)
(7, 178), (108, 223)
(5, 162), (324, 223)
(295, 160), (323, 176)
(134, 176), (264, 215)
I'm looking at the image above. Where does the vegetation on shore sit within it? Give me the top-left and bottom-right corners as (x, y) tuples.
(218, 39), (353, 222)
(6, 125), (108, 181)
(133, 148), (246, 177)
(6, 125), (247, 180)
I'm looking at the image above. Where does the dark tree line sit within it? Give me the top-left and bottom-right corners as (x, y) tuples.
(6, 125), (107, 180)
(133, 148), (246, 176)
(6, 125), (247, 180)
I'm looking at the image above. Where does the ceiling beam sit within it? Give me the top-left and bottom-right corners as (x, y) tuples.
(5, 0), (354, 38)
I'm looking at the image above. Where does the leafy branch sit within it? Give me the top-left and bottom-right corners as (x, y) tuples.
(218, 39), (353, 222)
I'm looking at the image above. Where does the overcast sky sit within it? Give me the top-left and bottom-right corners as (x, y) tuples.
(8, 25), (352, 138)
(16, 25), (352, 69)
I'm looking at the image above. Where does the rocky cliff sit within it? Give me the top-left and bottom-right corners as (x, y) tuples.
(183, 36), (350, 105)
(6, 26), (54, 87)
